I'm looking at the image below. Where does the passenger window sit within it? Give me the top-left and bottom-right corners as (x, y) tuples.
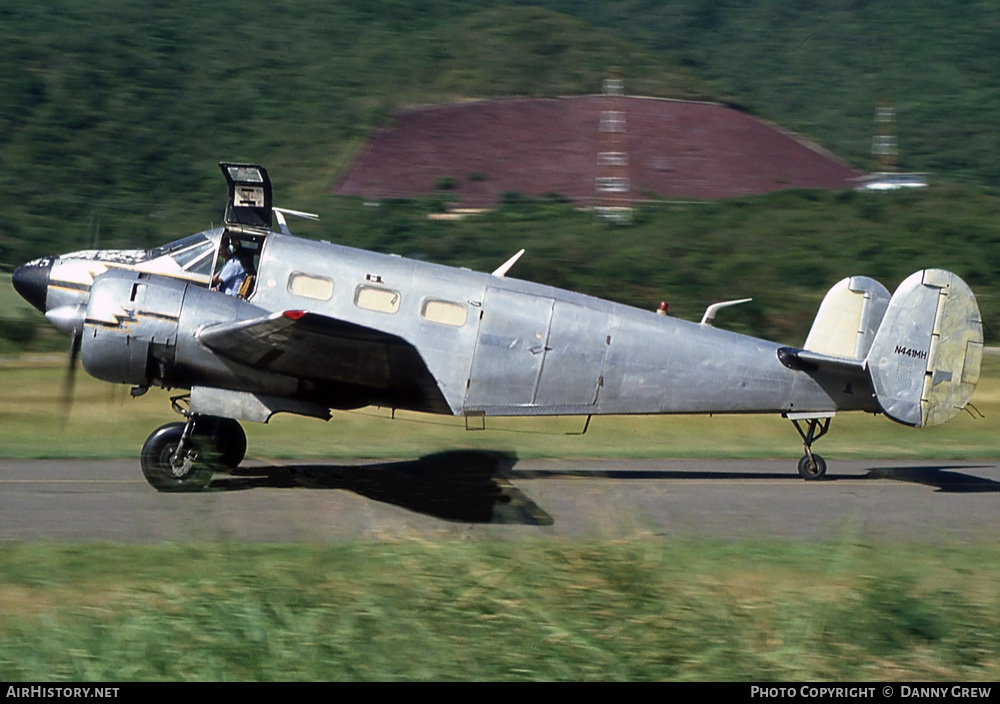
(287, 272), (334, 301)
(421, 299), (467, 327)
(355, 285), (400, 313)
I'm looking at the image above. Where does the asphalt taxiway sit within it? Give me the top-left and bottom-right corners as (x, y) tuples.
(1, 455), (999, 543)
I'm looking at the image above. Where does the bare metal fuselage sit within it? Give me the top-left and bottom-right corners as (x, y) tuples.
(141, 230), (871, 420)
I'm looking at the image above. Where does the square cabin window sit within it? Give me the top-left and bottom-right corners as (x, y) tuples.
(421, 299), (467, 327)
(287, 272), (334, 301)
(355, 285), (400, 313)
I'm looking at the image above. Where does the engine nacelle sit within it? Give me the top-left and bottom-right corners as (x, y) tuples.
(80, 269), (298, 397)
(81, 270), (187, 386)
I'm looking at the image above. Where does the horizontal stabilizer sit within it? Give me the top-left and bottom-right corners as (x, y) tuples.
(777, 347), (866, 376)
(866, 269), (983, 427)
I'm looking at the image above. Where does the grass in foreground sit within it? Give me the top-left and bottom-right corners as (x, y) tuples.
(1, 541), (999, 681)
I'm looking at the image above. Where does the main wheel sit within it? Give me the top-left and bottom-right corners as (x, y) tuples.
(140, 422), (214, 492)
(797, 453), (827, 481)
(194, 417), (247, 470)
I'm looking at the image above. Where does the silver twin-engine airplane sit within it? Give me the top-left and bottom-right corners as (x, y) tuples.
(12, 164), (984, 491)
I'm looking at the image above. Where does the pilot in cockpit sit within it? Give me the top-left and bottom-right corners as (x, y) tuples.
(212, 235), (254, 297)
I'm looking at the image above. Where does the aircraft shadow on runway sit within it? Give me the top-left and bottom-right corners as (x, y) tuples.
(210, 449), (554, 526)
(208, 455), (999, 524)
(862, 465), (1000, 493)
(509, 465), (1000, 492)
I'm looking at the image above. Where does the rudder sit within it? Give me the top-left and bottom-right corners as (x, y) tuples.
(866, 269), (983, 427)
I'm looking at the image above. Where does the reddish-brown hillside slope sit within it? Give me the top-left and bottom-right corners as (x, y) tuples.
(335, 97), (862, 206)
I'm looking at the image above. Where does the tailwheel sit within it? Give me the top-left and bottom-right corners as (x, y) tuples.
(787, 413), (833, 481)
(797, 453), (827, 480)
(140, 421), (214, 492)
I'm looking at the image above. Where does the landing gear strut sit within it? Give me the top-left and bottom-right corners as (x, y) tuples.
(139, 399), (247, 492)
(788, 413), (832, 481)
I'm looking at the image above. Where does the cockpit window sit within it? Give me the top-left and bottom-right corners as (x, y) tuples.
(149, 232), (213, 259)
(171, 240), (216, 277)
(225, 165), (265, 184)
(142, 230), (222, 285)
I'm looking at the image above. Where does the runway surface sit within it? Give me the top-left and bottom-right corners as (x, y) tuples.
(2, 454), (999, 543)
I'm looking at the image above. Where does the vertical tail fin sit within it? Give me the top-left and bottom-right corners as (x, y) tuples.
(805, 276), (890, 360)
(866, 269), (983, 427)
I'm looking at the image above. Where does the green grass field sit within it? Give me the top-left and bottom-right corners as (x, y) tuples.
(1, 541), (999, 681)
(1, 355), (997, 462)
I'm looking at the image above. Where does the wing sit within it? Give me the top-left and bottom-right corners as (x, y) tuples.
(197, 310), (451, 413)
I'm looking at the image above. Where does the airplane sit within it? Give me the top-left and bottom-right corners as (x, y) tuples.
(11, 163), (984, 491)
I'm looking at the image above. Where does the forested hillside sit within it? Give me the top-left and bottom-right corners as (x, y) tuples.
(543, 0), (999, 186)
(0, 1), (712, 263)
(1, 0), (997, 344)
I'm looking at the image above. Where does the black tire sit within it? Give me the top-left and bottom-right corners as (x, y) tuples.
(140, 422), (214, 492)
(797, 453), (827, 481)
(194, 416), (247, 470)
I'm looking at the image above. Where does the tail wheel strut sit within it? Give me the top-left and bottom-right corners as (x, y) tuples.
(789, 414), (832, 481)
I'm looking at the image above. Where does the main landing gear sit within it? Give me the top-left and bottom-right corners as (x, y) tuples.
(140, 401), (246, 492)
(788, 413), (832, 481)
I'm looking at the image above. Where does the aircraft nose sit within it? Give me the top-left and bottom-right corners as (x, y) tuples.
(11, 257), (53, 313)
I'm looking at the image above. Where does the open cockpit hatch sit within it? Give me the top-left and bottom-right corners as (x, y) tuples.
(214, 163), (274, 299)
(220, 163), (273, 232)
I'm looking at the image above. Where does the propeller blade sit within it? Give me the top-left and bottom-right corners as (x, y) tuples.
(60, 330), (81, 427)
